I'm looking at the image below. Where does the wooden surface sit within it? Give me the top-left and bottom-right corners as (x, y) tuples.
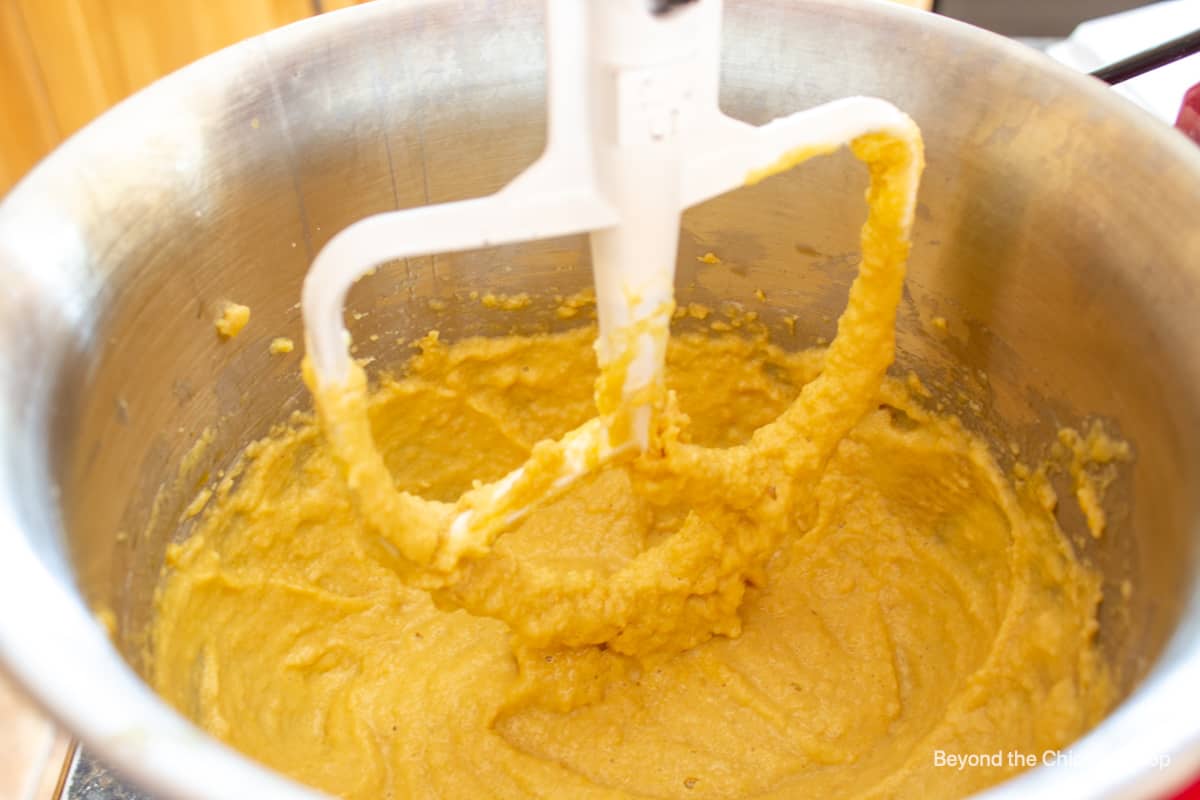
(0, 671), (70, 800)
(0, 0), (372, 197)
(0, 2), (59, 194)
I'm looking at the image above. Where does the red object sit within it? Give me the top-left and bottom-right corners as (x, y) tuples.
(1173, 774), (1200, 800)
(1156, 80), (1200, 800)
(1177, 82), (1200, 145)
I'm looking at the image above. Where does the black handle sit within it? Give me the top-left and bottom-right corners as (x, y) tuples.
(649, 0), (699, 15)
(1090, 27), (1200, 85)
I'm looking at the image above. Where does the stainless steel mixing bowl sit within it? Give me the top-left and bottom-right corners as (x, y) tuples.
(2, 1), (1199, 797)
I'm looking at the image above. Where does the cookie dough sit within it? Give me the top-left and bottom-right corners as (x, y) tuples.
(153, 325), (1112, 799)
(152, 132), (1112, 798)
(299, 134), (924, 658)
(215, 302), (250, 338)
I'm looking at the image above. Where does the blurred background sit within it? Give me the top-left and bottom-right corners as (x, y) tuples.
(0, 0), (374, 196)
(937, 0), (1163, 34)
(0, 0), (1159, 197)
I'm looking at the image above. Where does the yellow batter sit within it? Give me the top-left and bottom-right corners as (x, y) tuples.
(296, 134), (923, 660)
(152, 132), (1113, 798)
(153, 324), (1112, 798)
